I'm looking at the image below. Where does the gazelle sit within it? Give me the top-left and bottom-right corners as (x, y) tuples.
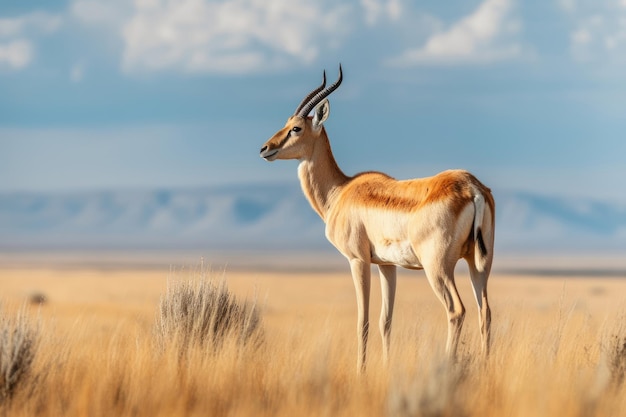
(259, 66), (495, 371)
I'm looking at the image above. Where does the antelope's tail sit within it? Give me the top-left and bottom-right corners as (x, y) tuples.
(472, 193), (493, 273)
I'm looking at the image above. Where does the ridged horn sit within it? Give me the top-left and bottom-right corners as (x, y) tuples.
(294, 71), (326, 116)
(296, 64), (343, 118)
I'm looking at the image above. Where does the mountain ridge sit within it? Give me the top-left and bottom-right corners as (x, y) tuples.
(1, 183), (625, 253)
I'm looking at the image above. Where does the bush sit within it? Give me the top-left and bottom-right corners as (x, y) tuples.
(0, 306), (40, 401)
(388, 358), (468, 417)
(155, 273), (261, 353)
(607, 332), (626, 387)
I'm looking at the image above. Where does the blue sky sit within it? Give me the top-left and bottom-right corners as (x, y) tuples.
(1, 0), (626, 202)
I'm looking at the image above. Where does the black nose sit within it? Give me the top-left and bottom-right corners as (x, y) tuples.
(260, 145), (268, 154)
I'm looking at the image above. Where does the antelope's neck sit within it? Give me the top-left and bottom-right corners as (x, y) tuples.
(297, 132), (349, 221)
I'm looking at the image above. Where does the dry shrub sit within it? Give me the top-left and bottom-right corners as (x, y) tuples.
(28, 293), (47, 306)
(155, 273), (261, 353)
(0, 306), (40, 402)
(388, 357), (468, 417)
(607, 325), (626, 387)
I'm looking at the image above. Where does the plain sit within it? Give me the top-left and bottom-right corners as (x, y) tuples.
(0, 262), (625, 416)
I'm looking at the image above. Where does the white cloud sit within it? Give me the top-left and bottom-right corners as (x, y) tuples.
(0, 12), (62, 37)
(0, 40), (33, 69)
(70, 61), (86, 82)
(562, 0), (626, 63)
(557, 0), (577, 13)
(361, 0), (402, 26)
(386, 0), (525, 66)
(120, 0), (353, 74)
(65, 0), (527, 75)
(571, 28), (591, 46)
(0, 11), (61, 70)
(71, 0), (129, 26)
(0, 19), (22, 38)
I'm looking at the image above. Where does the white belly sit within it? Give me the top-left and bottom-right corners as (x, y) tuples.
(370, 239), (422, 269)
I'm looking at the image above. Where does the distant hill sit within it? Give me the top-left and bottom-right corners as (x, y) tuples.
(1, 184), (625, 253)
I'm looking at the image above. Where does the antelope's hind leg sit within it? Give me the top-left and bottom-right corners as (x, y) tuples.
(466, 256), (492, 355)
(423, 261), (466, 358)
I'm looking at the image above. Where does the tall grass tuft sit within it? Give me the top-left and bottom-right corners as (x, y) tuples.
(0, 306), (40, 402)
(388, 357), (468, 417)
(155, 272), (261, 353)
(607, 327), (626, 387)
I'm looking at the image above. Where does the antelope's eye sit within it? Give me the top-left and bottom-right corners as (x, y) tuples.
(291, 126), (302, 133)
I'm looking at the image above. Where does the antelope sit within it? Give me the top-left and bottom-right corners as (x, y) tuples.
(259, 66), (495, 371)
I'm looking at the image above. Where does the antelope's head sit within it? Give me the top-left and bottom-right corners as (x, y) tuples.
(260, 65), (343, 162)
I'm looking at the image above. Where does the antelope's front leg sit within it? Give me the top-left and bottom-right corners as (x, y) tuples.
(378, 264), (397, 365)
(350, 258), (371, 373)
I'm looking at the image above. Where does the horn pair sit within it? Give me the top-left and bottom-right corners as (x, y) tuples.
(294, 64), (343, 118)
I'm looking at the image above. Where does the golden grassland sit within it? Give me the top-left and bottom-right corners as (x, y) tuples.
(1, 263), (626, 416)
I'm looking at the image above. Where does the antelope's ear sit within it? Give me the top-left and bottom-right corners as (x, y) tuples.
(312, 99), (330, 130)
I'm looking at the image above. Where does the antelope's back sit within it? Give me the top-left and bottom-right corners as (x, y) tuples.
(324, 170), (493, 263)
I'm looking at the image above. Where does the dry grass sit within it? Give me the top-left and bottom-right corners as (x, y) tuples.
(606, 318), (626, 388)
(0, 265), (625, 416)
(0, 306), (40, 402)
(155, 271), (261, 354)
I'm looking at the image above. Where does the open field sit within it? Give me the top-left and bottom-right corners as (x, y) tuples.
(1, 260), (626, 416)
